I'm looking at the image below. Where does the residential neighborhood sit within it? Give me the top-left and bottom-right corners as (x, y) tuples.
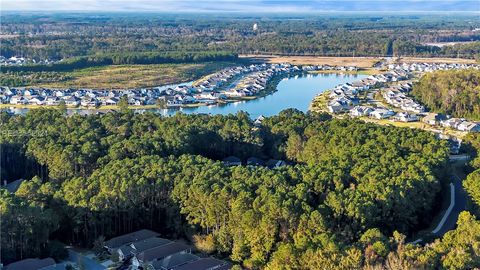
(3, 7), (480, 270)
(103, 229), (230, 270)
(0, 63), (362, 110)
(0, 55), (59, 66)
(2, 229), (231, 270)
(322, 62), (480, 134)
(0, 63), (302, 108)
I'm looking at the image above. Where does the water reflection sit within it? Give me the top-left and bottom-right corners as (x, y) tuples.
(3, 73), (366, 119)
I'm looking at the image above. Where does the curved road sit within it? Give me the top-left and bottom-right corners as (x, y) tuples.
(411, 160), (468, 244)
(432, 173), (467, 237)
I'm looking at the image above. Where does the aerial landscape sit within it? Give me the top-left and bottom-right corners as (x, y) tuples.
(1, 1), (480, 270)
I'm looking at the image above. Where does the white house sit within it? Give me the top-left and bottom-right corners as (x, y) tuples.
(370, 108), (395, 119)
(350, 106), (373, 117)
(394, 112), (419, 122)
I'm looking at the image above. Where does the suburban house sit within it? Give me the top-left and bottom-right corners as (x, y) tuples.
(265, 159), (287, 169)
(172, 258), (230, 270)
(394, 112), (419, 122)
(441, 118), (464, 129)
(104, 230), (230, 270)
(253, 115), (265, 126)
(327, 101), (348, 113)
(350, 106), (373, 117)
(117, 237), (171, 261)
(131, 242), (191, 268)
(369, 108), (395, 119)
(81, 98), (100, 107)
(222, 156), (242, 166)
(104, 97), (120, 106)
(147, 253), (199, 270)
(4, 258), (58, 270)
(9, 95), (28, 105)
(247, 157), (265, 166)
(422, 113), (447, 126)
(3, 179), (26, 193)
(382, 87), (424, 113)
(64, 96), (80, 107)
(45, 97), (61, 106)
(458, 122), (480, 132)
(104, 229), (160, 253)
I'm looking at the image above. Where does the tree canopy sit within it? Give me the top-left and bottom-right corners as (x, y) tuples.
(412, 69), (480, 120)
(1, 109), (476, 269)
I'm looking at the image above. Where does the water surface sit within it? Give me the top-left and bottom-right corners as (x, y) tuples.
(155, 73), (366, 118)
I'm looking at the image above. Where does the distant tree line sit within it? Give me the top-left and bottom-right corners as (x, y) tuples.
(1, 13), (479, 63)
(1, 51), (238, 72)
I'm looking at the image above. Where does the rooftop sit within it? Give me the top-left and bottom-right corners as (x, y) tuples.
(136, 242), (191, 262)
(105, 229), (160, 249)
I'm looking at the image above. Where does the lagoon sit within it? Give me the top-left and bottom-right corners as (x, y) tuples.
(154, 73), (367, 118)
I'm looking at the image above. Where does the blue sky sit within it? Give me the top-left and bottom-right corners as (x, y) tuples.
(2, 0), (479, 12)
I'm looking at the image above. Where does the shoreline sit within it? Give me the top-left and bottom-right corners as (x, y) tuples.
(2, 70), (355, 112)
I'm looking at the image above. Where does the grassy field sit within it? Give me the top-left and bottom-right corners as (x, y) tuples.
(31, 62), (236, 89)
(242, 54), (476, 67)
(241, 55), (382, 68)
(397, 57), (477, 64)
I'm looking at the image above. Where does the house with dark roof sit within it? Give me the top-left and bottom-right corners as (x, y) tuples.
(3, 179), (25, 193)
(132, 242), (191, 268)
(265, 159), (287, 169)
(222, 156), (242, 166)
(246, 157), (264, 166)
(104, 229), (160, 253)
(4, 258), (58, 270)
(148, 253), (199, 270)
(130, 237), (172, 255)
(172, 258), (229, 270)
(117, 237), (172, 261)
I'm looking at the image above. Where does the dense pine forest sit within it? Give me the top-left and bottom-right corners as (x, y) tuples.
(1, 51), (239, 72)
(412, 69), (480, 120)
(1, 13), (479, 67)
(1, 109), (479, 269)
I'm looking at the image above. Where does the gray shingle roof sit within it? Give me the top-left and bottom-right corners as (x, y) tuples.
(105, 229), (160, 249)
(136, 242), (190, 263)
(173, 258), (227, 270)
(149, 253), (199, 270)
(131, 237), (172, 254)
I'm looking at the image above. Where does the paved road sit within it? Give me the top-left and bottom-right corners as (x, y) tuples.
(410, 165), (468, 244)
(432, 173), (467, 237)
